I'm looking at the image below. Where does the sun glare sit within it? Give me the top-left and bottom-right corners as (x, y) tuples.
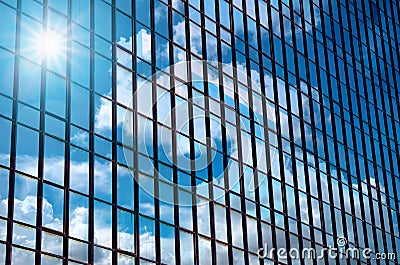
(37, 30), (65, 60)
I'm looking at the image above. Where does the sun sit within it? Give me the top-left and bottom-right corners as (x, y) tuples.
(36, 30), (65, 60)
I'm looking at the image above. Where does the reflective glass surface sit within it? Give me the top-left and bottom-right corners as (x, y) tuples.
(0, 0), (399, 264)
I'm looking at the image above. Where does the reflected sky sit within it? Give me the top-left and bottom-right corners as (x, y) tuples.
(0, 0), (399, 264)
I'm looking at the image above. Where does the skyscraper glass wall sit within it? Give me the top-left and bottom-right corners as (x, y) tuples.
(0, 0), (399, 264)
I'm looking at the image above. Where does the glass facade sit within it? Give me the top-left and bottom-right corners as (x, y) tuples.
(0, 0), (399, 264)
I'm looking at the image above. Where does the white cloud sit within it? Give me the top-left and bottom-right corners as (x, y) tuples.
(15, 154), (38, 177)
(0, 194), (131, 264)
(94, 96), (112, 132)
(117, 36), (133, 52)
(172, 21), (186, 49)
(70, 131), (89, 148)
(136, 29), (152, 61)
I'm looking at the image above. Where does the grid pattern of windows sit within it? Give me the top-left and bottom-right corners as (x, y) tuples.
(0, 0), (399, 264)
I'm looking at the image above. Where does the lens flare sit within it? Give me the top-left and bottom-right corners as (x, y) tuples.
(36, 30), (65, 60)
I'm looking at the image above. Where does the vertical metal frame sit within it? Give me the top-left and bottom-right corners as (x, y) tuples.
(34, 0), (49, 263)
(88, 0), (95, 263)
(5, 0), (22, 263)
(62, 0), (73, 264)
